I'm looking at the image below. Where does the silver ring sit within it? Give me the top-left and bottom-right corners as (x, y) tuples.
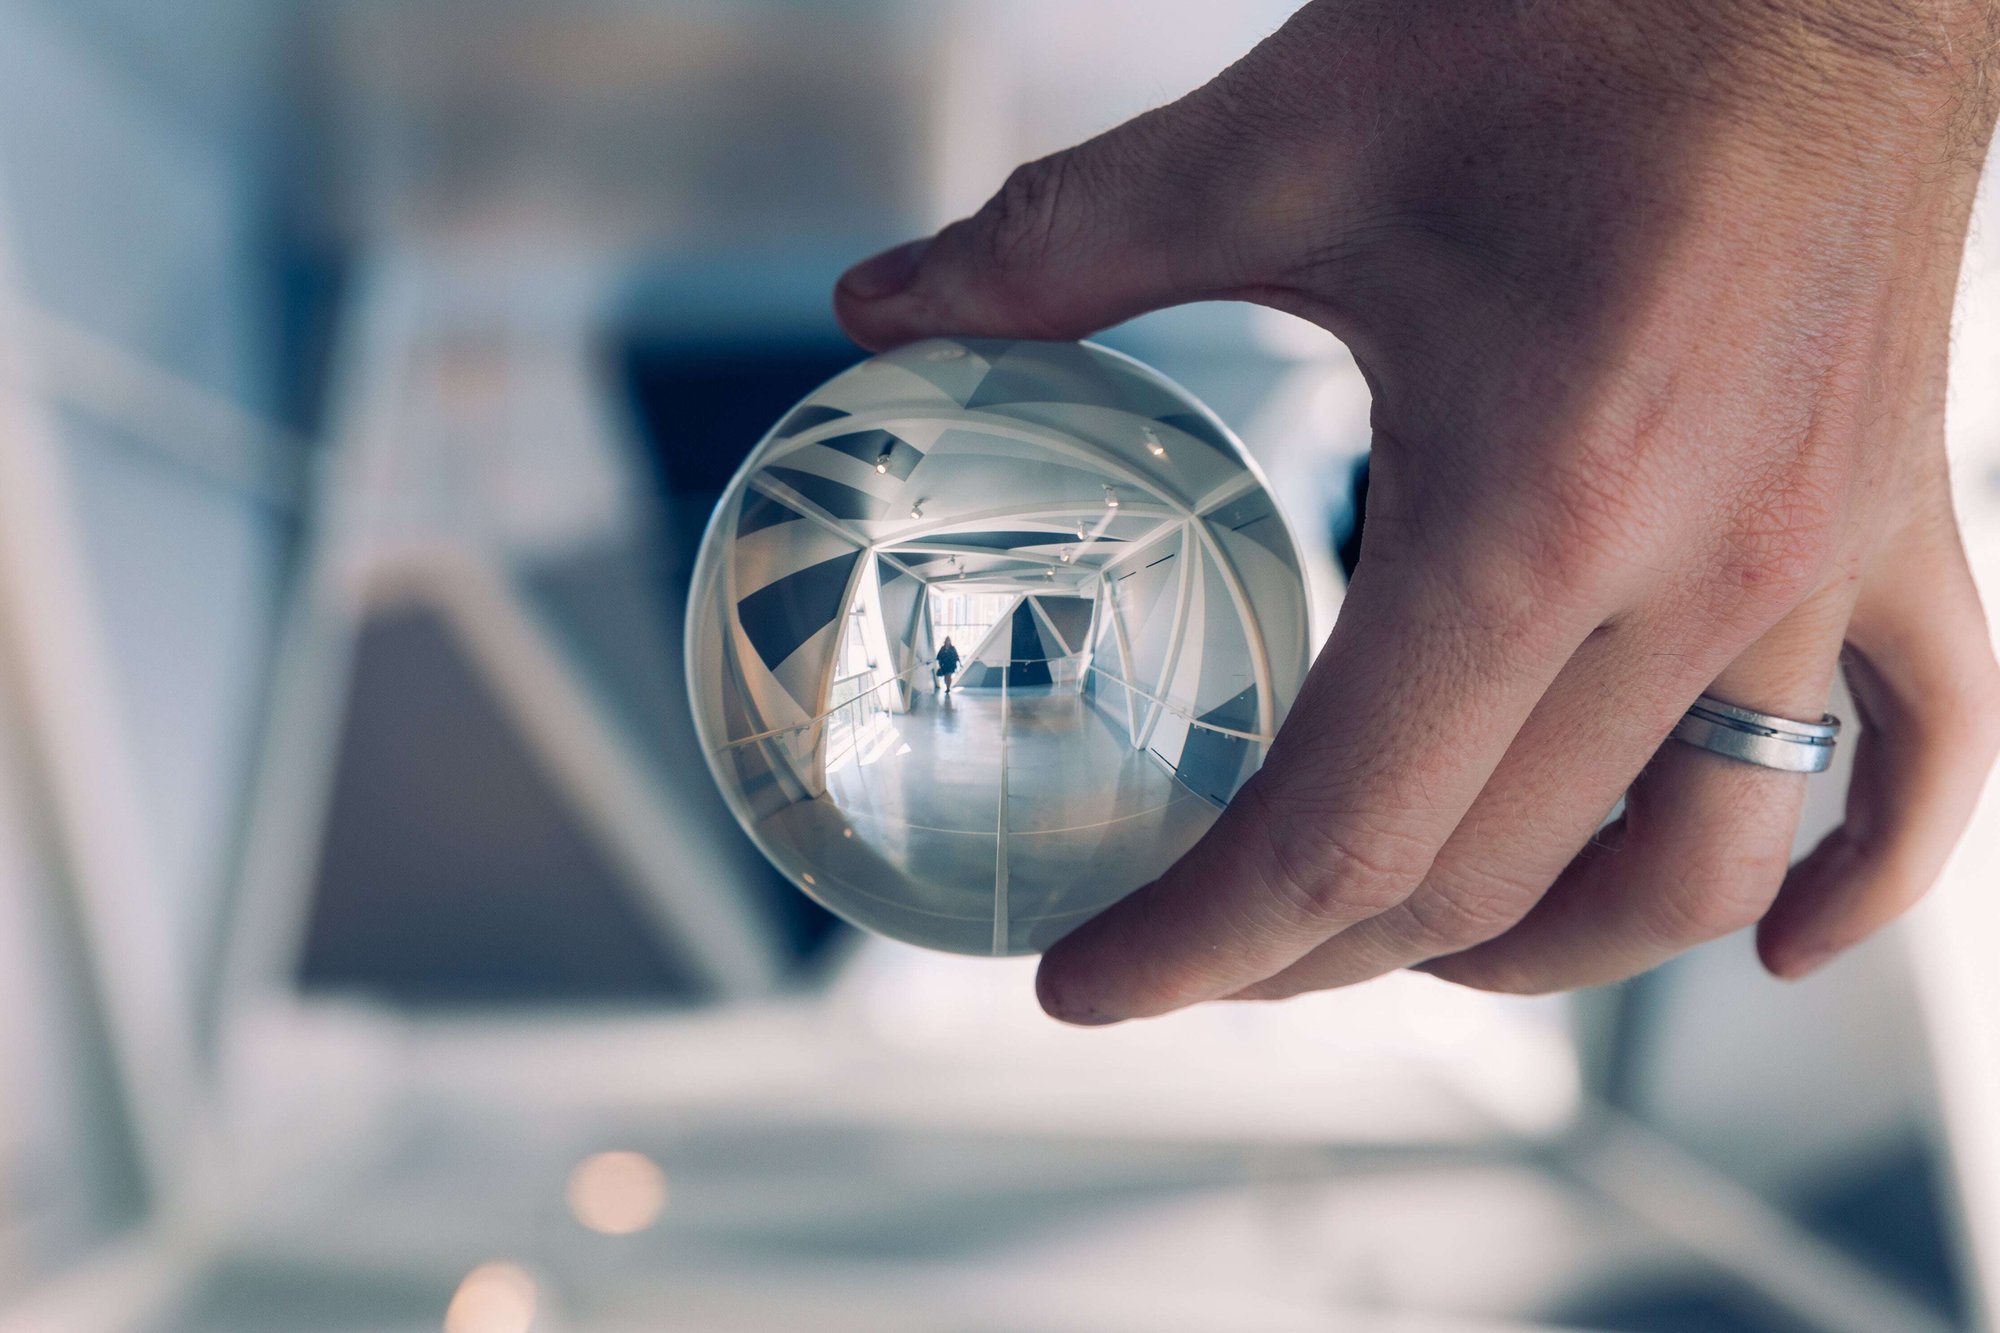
(1668, 693), (1841, 773)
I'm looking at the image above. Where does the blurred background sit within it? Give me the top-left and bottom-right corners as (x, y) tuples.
(1, 2), (1998, 1330)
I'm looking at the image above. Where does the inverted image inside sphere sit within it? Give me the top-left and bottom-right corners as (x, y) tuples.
(687, 339), (1311, 956)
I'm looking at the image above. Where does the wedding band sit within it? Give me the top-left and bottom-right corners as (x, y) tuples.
(1669, 693), (1841, 773)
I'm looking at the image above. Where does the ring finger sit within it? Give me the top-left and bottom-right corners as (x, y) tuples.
(1420, 589), (1852, 993)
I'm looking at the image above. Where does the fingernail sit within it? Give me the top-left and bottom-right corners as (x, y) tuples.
(839, 238), (930, 301)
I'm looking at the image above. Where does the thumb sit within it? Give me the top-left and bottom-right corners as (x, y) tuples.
(835, 100), (1266, 351)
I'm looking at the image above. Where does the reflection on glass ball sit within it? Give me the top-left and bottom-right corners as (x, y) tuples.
(687, 339), (1311, 956)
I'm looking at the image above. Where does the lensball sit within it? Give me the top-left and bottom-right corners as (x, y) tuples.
(686, 338), (1311, 955)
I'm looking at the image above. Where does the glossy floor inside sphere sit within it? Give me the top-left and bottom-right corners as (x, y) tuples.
(689, 338), (1311, 954)
(761, 684), (1218, 955)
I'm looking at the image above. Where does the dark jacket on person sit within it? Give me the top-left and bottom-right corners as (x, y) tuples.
(936, 644), (961, 676)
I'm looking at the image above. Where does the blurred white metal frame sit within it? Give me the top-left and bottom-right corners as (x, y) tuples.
(216, 256), (793, 1021)
(0, 159), (206, 1215)
(0, 156), (213, 1328)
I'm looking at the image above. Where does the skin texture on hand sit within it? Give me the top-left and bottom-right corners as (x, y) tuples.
(835, 0), (2000, 1023)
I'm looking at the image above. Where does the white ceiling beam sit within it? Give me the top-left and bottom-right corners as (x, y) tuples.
(1193, 469), (1263, 517)
(883, 543), (1107, 572)
(1097, 519), (1185, 577)
(745, 472), (872, 551)
(881, 499), (1176, 546)
(874, 548), (925, 582)
(768, 408), (1190, 513)
(931, 575), (1093, 596)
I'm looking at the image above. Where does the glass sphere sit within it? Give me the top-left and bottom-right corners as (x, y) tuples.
(686, 338), (1311, 955)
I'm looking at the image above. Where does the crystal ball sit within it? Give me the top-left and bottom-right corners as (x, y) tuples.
(686, 338), (1311, 955)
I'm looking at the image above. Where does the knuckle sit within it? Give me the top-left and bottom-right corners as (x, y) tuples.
(1246, 783), (1429, 928)
(1647, 869), (1779, 948)
(1436, 444), (1659, 620)
(1393, 872), (1533, 955)
(1709, 473), (1844, 615)
(1509, 416), (1850, 627)
(978, 155), (1079, 280)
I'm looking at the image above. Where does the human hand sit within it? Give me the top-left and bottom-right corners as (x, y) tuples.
(834, 0), (2000, 1021)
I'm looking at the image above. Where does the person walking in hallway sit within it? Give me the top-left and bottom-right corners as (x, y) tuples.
(936, 637), (961, 695)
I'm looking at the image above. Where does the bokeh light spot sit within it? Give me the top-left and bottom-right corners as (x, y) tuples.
(444, 1262), (536, 1333)
(566, 1150), (669, 1235)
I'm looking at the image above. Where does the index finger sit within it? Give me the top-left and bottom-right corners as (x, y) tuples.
(1035, 530), (1601, 1025)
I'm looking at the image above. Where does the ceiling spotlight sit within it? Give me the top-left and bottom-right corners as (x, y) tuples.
(1044, 569), (1057, 579)
(1076, 520), (1088, 540)
(1144, 428), (1167, 459)
(1103, 486), (1120, 509)
(1060, 547), (1073, 563)
(875, 446), (893, 474)
(909, 503), (924, 519)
